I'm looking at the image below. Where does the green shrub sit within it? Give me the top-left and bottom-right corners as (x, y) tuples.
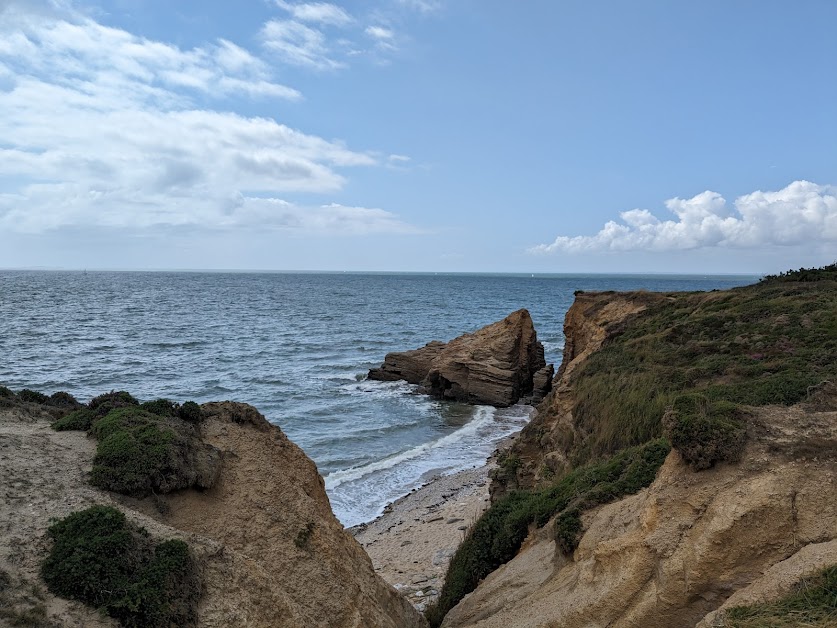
(663, 394), (746, 470)
(178, 401), (202, 423)
(140, 398), (178, 417)
(49, 391), (79, 408)
(41, 505), (198, 627)
(17, 389), (49, 404)
(139, 399), (202, 423)
(725, 564), (837, 627)
(52, 408), (96, 432)
(89, 390), (139, 417)
(760, 262), (837, 284)
(426, 439), (669, 626)
(89, 408), (177, 496)
(0, 386), (14, 399)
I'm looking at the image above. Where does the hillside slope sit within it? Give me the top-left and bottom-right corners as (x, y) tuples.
(0, 398), (425, 628)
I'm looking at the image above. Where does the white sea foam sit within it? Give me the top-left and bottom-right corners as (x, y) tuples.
(325, 403), (532, 527)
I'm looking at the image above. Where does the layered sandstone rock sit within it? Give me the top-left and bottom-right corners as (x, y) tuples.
(444, 400), (837, 628)
(369, 309), (553, 407)
(0, 400), (426, 628)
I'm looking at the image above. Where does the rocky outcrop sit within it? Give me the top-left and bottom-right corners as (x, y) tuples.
(369, 309), (553, 407)
(443, 399), (837, 628)
(491, 292), (662, 495)
(0, 399), (426, 628)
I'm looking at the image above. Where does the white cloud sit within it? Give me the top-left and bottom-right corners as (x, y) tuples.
(397, 0), (441, 13)
(274, 1), (353, 26)
(530, 181), (837, 254)
(366, 25), (394, 40)
(260, 19), (345, 70)
(0, 7), (418, 236)
(388, 154), (411, 163)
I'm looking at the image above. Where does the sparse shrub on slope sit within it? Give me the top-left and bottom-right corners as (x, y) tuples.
(725, 564), (837, 627)
(426, 439), (670, 626)
(41, 505), (199, 627)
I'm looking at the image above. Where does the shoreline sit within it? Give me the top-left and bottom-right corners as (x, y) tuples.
(350, 434), (517, 611)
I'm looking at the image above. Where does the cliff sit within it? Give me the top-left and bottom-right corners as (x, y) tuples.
(443, 396), (837, 627)
(435, 272), (837, 627)
(369, 309), (553, 407)
(0, 397), (426, 628)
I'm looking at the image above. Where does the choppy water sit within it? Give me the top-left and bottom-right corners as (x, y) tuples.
(0, 271), (757, 525)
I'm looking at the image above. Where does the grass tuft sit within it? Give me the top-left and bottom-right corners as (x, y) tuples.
(663, 394), (746, 470)
(725, 564), (837, 627)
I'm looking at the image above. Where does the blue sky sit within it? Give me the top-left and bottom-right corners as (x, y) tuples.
(0, 0), (835, 273)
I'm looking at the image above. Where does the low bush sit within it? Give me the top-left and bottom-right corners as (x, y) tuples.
(725, 564), (837, 627)
(426, 439), (670, 626)
(89, 408), (178, 496)
(89, 390), (139, 417)
(52, 408), (96, 431)
(41, 505), (198, 627)
(140, 398), (178, 417)
(178, 401), (202, 423)
(17, 389), (50, 404)
(48, 391), (79, 408)
(663, 394), (746, 470)
(0, 386), (15, 399)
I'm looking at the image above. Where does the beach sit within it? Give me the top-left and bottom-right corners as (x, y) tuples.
(351, 438), (512, 611)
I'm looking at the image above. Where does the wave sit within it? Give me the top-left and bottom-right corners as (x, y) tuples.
(325, 405), (497, 491)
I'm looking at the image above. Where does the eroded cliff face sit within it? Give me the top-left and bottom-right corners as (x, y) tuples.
(0, 400), (426, 628)
(492, 292), (664, 495)
(444, 399), (837, 628)
(369, 309), (554, 407)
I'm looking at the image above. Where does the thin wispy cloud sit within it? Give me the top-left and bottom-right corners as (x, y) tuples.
(274, 1), (353, 26)
(264, 0), (439, 69)
(530, 181), (837, 254)
(0, 5), (418, 236)
(260, 19), (346, 69)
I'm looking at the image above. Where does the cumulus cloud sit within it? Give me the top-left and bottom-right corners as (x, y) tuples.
(0, 6), (417, 236)
(530, 181), (837, 254)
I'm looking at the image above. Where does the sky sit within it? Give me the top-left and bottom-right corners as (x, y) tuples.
(0, 0), (835, 274)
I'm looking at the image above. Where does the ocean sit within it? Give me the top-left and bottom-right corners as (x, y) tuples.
(0, 271), (757, 526)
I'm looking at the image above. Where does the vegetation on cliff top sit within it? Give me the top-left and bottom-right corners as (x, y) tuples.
(41, 505), (199, 627)
(725, 563), (837, 627)
(569, 270), (837, 465)
(426, 439), (670, 626)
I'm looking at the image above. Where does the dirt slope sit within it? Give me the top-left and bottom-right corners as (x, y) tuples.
(0, 400), (425, 628)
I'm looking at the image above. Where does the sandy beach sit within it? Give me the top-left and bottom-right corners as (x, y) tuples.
(351, 437), (514, 611)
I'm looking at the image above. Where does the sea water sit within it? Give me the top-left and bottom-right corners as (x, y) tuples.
(0, 271), (757, 526)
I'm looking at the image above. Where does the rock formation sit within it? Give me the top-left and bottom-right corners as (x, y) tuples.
(0, 398), (426, 628)
(442, 398), (837, 628)
(369, 309), (553, 407)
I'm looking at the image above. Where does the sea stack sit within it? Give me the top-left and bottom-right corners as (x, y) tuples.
(368, 309), (554, 407)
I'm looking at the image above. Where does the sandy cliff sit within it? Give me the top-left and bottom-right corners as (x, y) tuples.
(442, 282), (837, 627)
(0, 399), (425, 628)
(443, 399), (837, 627)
